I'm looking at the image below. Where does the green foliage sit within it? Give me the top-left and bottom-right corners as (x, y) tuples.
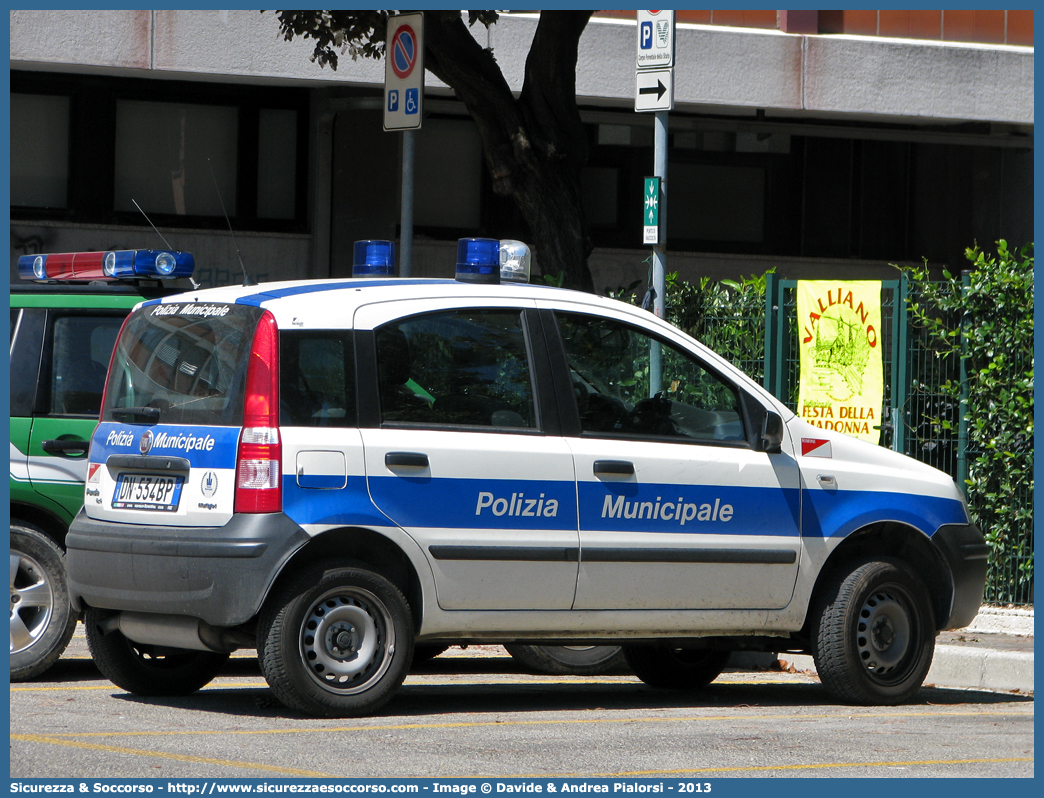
(903, 241), (1034, 602)
(532, 270), (566, 288)
(270, 10), (497, 70)
(666, 269), (771, 382)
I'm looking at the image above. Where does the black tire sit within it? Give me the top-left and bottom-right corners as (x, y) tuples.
(83, 608), (229, 696)
(812, 557), (935, 705)
(412, 644), (449, 664)
(258, 564), (413, 718)
(623, 645), (730, 690)
(504, 644), (629, 676)
(10, 524), (78, 681)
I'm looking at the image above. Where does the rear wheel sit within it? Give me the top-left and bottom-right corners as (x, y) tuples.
(812, 558), (935, 705)
(623, 645), (730, 690)
(83, 608), (228, 695)
(10, 524), (78, 681)
(505, 644), (628, 676)
(258, 565), (413, 717)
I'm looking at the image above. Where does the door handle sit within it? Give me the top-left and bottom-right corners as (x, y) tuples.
(593, 460), (635, 476)
(41, 439), (89, 458)
(385, 452), (429, 469)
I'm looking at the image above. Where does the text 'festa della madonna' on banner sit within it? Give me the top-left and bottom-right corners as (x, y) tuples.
(797, 280), (883, 445)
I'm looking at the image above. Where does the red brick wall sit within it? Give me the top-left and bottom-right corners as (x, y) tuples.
(593, 10), (1033, 46)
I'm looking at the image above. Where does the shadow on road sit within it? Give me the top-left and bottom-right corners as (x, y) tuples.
(55, 652), (1028, 722)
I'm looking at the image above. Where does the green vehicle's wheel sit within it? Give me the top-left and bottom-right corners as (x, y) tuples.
(623, 645), (730, 690)
(10, 524), (78, 681)
(505, 644), (629, 675)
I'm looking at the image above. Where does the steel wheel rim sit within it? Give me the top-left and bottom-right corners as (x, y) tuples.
(300, 586), (394, 695)
(10, 549), (54, 655)
(856, 587), (913, 681)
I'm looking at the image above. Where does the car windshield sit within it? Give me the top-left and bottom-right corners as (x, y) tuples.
(101, 302), (262, 426)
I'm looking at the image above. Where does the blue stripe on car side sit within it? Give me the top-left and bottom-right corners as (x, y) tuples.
(282, 475), (391, 528)
(234, 279), (447, 307)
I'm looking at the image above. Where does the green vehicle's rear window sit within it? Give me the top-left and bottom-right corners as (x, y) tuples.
(102, 302), (263, 426)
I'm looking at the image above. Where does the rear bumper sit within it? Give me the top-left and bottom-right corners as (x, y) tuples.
(66, 509), (309, 626)
(931, 522), (990, 630)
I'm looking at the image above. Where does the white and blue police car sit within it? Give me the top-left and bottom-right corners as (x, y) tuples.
(66, 238), (988, 717)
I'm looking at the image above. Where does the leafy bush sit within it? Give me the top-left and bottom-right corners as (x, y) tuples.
(904, 241), (1034, 603)
(606, 266), (770, 382)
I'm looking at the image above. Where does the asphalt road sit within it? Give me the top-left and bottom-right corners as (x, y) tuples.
(10, 631), (1034, 780)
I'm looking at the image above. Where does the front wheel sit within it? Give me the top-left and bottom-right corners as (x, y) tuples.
(623, 645), (730, 690)
(258, 565), (413, 717)
(812, 558), (935, 705)
(10, 524), (78, 681)
(83, 608), (228, 695)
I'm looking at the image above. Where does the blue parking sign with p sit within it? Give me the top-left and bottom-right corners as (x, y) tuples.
(640, 21), (653, 49)
(388, 90), (399, 112)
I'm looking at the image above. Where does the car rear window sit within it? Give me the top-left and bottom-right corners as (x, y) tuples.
(101, 302), (263, 426)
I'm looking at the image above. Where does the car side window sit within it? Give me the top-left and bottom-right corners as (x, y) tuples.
(279, 330), (355, 427)
(49, 314), (124, 416)
(554, 311), (746, 444)
(375, 309), (536, 429)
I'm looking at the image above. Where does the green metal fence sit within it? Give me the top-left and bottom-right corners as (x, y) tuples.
(669, 272), (1032, 606)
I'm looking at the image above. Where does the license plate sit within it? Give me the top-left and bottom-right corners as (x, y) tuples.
(112, 473), (184, 512)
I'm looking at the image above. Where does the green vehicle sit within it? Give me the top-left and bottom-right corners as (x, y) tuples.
(10, 249), (194, 680)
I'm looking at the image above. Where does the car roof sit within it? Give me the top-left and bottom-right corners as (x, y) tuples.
(139, 276), (794, 421)
(145, 277), (634, 318)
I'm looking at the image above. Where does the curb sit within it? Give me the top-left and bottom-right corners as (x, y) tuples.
(963, 606), (1035, 636)
(773, 646), (1034, 695)
(927, 645), (1034, 693)
(732, 607), (1034, 695)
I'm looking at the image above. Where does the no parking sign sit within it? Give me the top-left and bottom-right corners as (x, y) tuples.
(384, 13), (424, 131)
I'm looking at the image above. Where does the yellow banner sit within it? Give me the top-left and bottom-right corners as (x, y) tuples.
(796, 280), (884, 445)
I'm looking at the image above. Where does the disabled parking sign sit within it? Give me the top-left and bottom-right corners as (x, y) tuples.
(384, 13), (424, 131)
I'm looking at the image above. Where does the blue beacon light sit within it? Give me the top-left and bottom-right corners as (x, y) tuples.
(352, 240), (396, 277)
(455, 238), (500, 284)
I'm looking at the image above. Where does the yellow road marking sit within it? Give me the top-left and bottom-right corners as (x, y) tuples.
(11, 734), (334, 778)
(516, 757), (1036, 778)
(12, 709), (1032, 740)
(9, 733), (1033, 778)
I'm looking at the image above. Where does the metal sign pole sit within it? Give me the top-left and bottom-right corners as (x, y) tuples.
(384, 13), (424, 278)
(652, 110), (667, 319)
(400, 129), (415, 277)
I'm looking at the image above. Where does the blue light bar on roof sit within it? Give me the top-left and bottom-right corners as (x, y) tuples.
(352, 240), (396, 277)
(455, 238), (500, 284)
(17, 249), (195, 282)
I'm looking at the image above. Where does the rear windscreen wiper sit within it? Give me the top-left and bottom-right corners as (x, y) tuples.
(110, 406), (161, 423)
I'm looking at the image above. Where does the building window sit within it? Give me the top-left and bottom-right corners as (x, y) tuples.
(11, 72), (307, 233)
(11, 93), (70, 209)
(414, 118), (483, 231)
(114, 100), (239, 217)
(258, 108), (299, 220)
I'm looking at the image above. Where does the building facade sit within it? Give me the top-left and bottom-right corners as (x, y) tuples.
(10, 10), (1034, 293)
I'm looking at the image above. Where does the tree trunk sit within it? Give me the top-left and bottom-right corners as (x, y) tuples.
(424, 11), (594, 291)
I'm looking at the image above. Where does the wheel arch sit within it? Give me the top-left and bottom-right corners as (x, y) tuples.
(262, 526), (425, 633)
(10, 502), (70, 550)
(805, 522), (953, 637)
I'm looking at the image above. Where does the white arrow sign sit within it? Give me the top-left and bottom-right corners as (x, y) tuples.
(634, 68), (673, 112)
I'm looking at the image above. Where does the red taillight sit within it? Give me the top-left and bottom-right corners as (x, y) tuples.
(235, 310), (282, 514)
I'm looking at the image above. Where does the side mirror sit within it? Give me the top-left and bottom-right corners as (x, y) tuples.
(760, 411), (784, 454)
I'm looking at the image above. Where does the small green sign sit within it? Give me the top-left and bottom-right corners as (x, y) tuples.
(643, 176), (660, 245)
